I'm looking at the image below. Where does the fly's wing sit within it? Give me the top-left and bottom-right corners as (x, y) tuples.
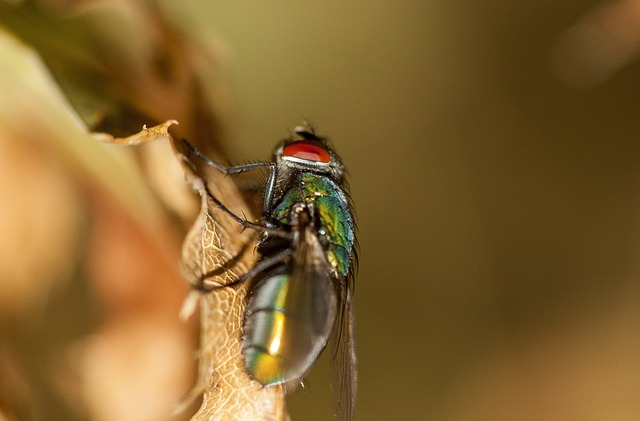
(279, 227), (338, 385)
(330, 280), (357, 421)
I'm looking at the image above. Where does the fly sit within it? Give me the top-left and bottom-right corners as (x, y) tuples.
(181, 125), (358, 421)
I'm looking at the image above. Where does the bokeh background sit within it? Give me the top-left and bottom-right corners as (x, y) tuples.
(3, 0), (640, 420)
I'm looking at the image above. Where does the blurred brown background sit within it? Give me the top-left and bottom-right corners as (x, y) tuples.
(3, 0), (640, 420)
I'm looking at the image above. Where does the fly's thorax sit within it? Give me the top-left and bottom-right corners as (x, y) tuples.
(268, 173), (355, 278)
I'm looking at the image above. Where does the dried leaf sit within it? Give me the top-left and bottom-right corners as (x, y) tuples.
(0, 2), (287, 418)
(99, 127), (289, 419)
(93, 119), (179, 145)
(0, 28), (169, 232)
(0, 110), (82, 317)
(0, 0), (226, 151)
(81, 185), (196, 421)
(0, 349), (30, 421)
(170, 138), (290, 421)
(80, 318), (195, 421)
(95, 119), (199, 221)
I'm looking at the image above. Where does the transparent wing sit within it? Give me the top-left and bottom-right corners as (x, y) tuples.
(330, 280), (357, 421)
(279, 227), (338, 383)
(242, 225), (338, 387)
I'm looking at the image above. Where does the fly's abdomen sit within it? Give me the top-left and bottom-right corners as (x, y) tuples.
(243, 265), (338, 387)
(243, 273), (289, 385)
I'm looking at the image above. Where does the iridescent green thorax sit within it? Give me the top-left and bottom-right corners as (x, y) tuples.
(273, 173), (355, 277)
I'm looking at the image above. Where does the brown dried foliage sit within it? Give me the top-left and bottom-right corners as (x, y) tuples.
(0, 1), (288, 420)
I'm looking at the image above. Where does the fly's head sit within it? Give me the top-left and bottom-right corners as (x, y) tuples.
(273, 125), (345, 183)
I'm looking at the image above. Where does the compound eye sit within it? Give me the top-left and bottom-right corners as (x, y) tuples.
(282, 140), (331, 163)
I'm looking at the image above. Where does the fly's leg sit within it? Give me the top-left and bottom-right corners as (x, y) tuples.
(177, 138), (275, 175)
(201, 183), (288, 238)
(177, 138), (287, 238)
(177, 138), (279, 217)
(194, 248), (293, 292)
(177, 139), (292, 291)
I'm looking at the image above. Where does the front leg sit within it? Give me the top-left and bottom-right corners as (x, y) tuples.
(177, 138), (275, 175)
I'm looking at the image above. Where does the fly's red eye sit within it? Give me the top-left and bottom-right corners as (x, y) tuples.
(282, 140), (331, 163)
